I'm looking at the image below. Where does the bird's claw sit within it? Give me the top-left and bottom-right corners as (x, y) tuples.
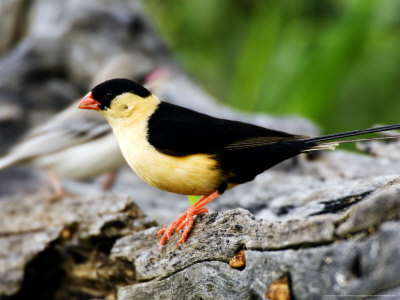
(157, 206), (209, 250)
(156, 228), (166, 238)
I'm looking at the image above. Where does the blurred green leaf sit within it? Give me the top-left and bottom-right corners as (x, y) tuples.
(143, 0), (400, 133)
(188, 195), (201, 206)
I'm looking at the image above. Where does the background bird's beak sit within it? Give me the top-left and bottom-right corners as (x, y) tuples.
(78, 92), (101, 110)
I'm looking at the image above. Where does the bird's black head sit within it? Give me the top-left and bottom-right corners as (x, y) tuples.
(91, 78), (151, 110)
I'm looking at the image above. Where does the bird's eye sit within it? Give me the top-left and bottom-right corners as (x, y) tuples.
(122, 104), (128, 110)
(105, 92), (114, 100)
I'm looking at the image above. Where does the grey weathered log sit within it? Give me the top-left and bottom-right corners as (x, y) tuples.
(358, 139), (400, 161)
(2, 164), (400, 299)
(0, 227), (61, 296)
(113, 180), (400, 299)
(118, 223), (400, 300)
(0, 193), (153, 298)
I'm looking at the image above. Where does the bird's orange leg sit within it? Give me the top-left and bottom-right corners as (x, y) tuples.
(157, 191), (221, 249)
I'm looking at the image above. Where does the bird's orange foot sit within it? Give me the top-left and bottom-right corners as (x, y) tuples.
(157, 191), (222, 250)
(157, 206), (208, 250)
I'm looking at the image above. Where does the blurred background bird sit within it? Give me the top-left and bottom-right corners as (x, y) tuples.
(0, 53), (157, 200)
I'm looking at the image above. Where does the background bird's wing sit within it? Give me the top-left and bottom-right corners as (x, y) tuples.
(3, 101), (111, 164)
(147, 102), (304, 156)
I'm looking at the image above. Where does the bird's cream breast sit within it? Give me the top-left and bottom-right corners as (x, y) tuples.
(116, 122), (221, 195)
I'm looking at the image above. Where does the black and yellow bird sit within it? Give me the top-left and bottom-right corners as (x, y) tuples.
(78, 78), (400, 248)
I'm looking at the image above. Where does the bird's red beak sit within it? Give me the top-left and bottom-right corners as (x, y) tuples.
(78, 92), (101, 110)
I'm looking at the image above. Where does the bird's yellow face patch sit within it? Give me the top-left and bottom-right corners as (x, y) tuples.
(108, 94), (136, 118)
(100, 93), (160, 129)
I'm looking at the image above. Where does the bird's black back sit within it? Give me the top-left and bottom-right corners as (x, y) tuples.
(148, 102), (309, 185)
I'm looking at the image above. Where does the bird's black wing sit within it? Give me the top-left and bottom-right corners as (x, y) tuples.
(147, 102), (304, 156)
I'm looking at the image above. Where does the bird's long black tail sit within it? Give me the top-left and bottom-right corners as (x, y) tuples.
(300, 123), (400, 152)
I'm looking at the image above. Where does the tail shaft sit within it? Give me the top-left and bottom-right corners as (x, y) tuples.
(301, 123), (400, 152)
(304, 123), (400, 143)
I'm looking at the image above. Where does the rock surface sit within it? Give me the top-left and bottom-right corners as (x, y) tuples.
(0, 193), (154, 299)
(1, 168), (400, 299)
(112, 178), (400, 299)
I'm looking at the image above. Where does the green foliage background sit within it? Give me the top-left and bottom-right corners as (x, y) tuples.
(143, 0), (400, 133)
